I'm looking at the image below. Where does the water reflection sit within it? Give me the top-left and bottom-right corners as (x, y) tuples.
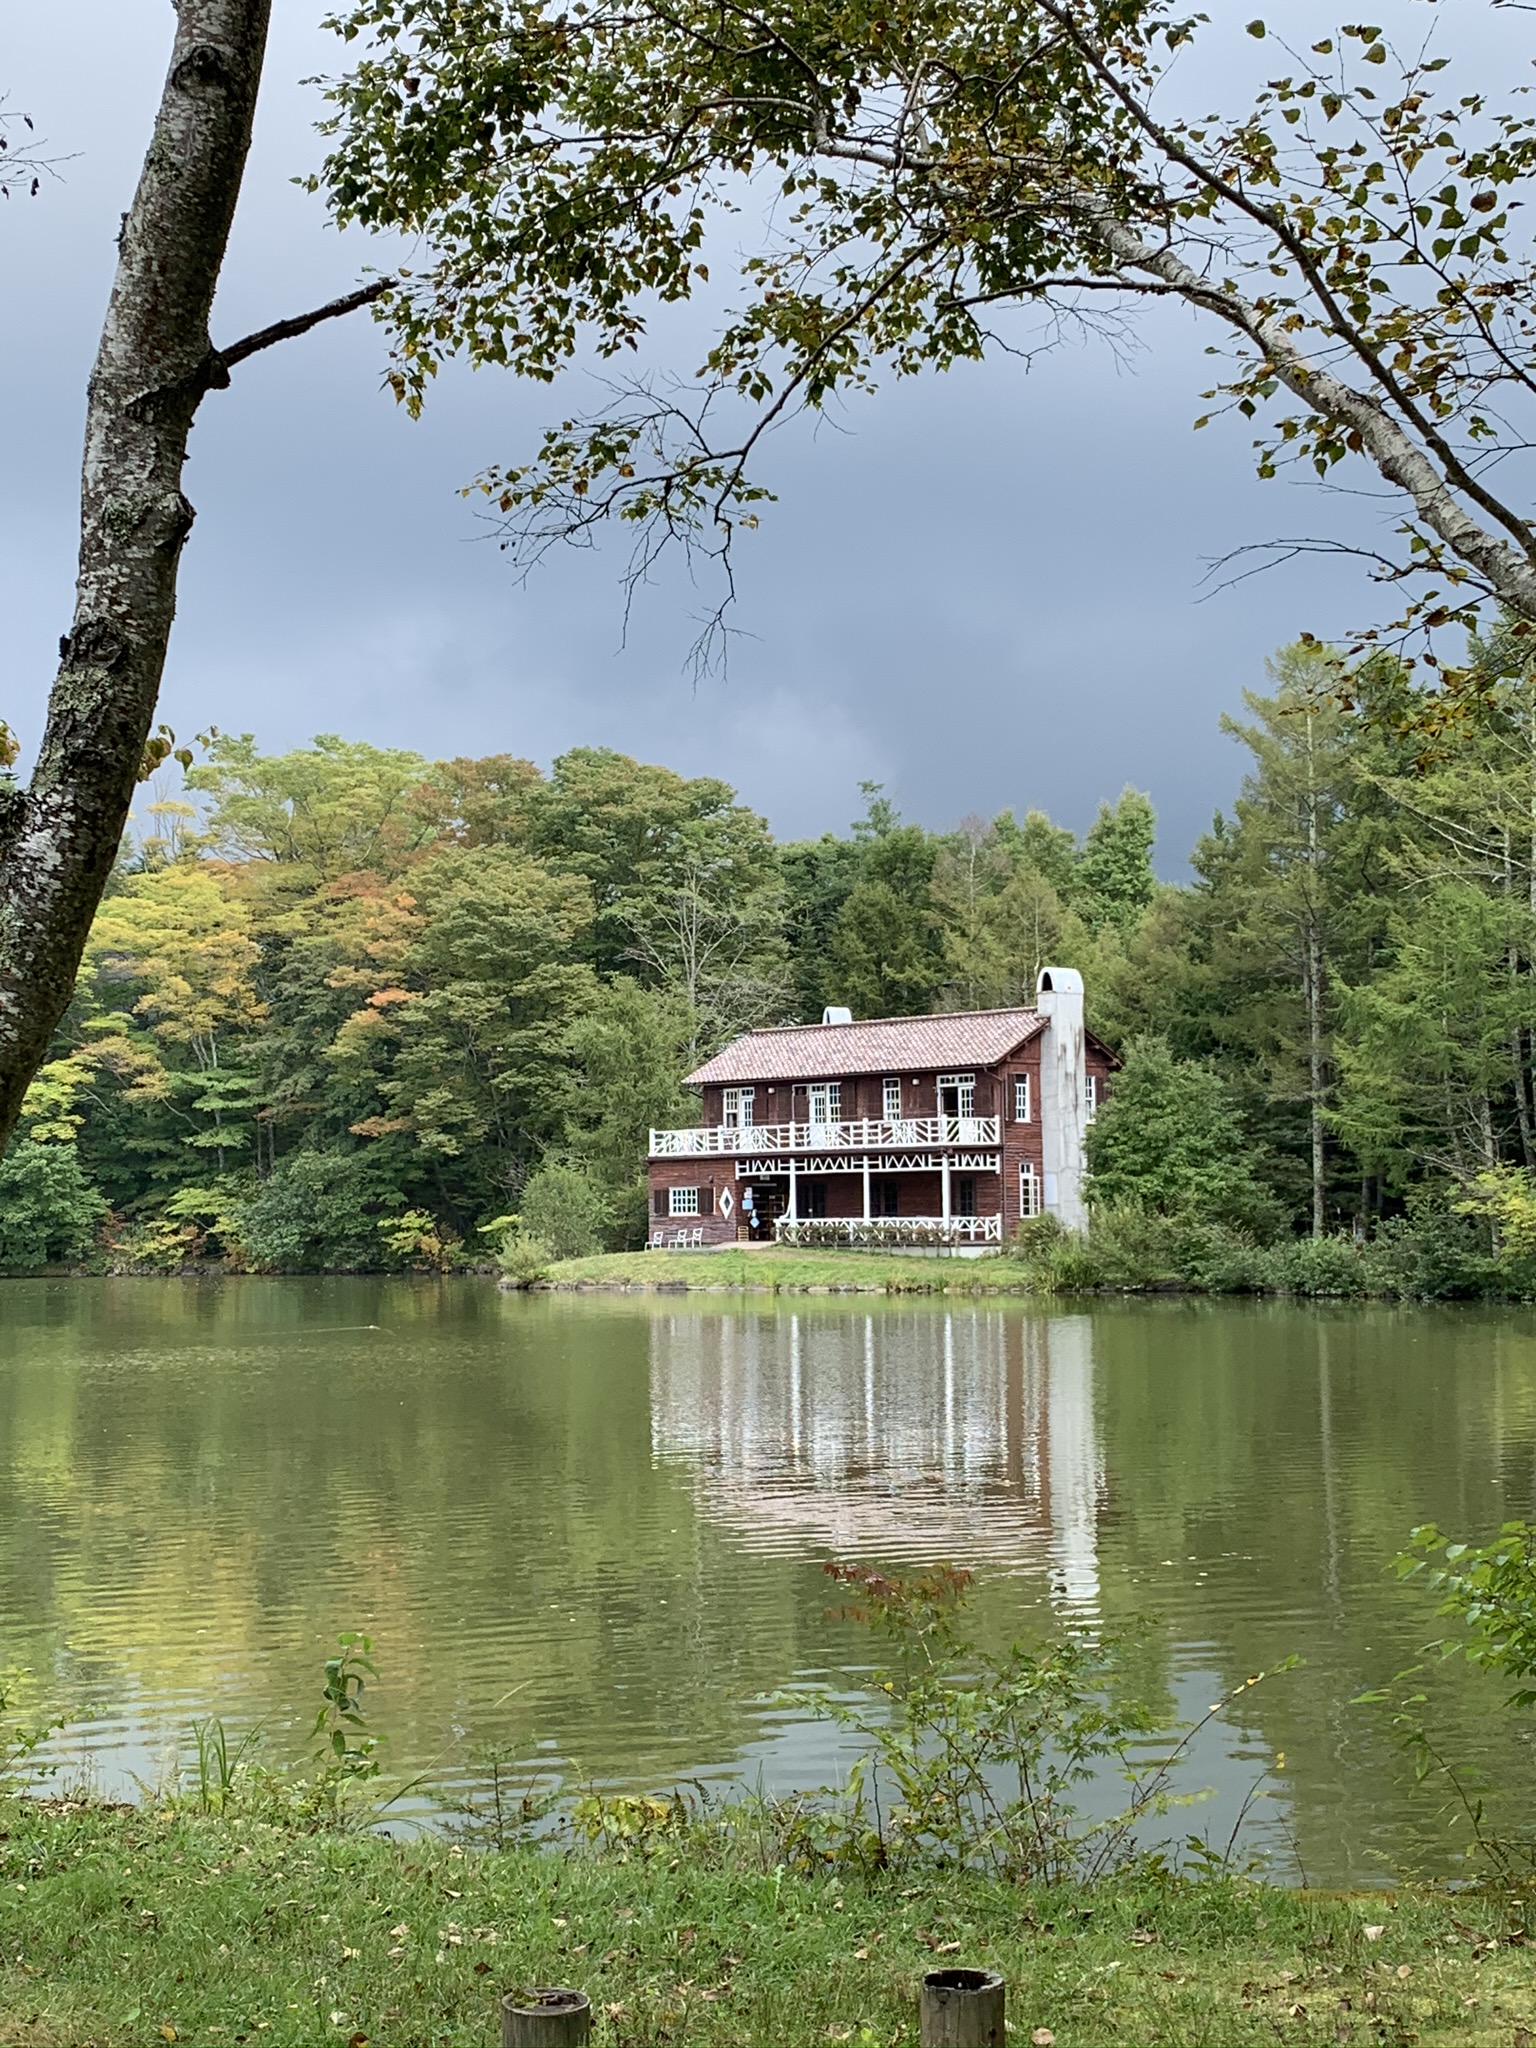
(2, 1282), (1536, 1883)
(650, 1309), (1105, 1607)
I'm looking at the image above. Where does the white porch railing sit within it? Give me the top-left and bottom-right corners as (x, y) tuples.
(775, 1215), (1003, 1248)
(649, 1115), (1000, 1157)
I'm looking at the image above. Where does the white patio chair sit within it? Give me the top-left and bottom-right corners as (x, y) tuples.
(690, 1225), (704, 1247)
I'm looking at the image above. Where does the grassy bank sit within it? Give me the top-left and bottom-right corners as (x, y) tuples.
(3, 1799), (1535, 2047)
(539, 1247), (1048, 1292)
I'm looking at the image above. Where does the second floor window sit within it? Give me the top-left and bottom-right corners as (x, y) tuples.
(808, 1081), (841, 1124)
(883, 1077), (902, 1120)
(722, 1087), (754, 1128)
(937, 1072), (975, 1118)
(1014, 1075), (1031, 1123)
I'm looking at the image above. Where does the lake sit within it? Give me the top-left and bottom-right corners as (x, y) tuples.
(1, 1277), (1533, 1885)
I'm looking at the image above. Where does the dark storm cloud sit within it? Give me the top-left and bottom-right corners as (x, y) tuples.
(1, 1), (1515, 866)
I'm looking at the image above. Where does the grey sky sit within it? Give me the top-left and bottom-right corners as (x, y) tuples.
(2, 2), (1519, 867)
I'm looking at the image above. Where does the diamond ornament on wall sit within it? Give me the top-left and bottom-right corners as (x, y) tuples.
(719, 1187), (734, 1219)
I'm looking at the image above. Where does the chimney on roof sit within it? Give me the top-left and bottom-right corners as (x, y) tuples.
(822, 1005), (853, 1026)
(1036, 966), (1088, 1235)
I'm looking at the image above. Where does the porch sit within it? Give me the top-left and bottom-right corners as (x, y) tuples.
(649, 1115), (1001, 1156)
(775, 1215), (1003, 1249)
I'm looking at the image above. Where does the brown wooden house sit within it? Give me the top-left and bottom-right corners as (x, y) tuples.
(646, 967), (1115, 1251)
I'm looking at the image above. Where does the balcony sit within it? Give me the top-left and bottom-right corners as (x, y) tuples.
(775, 1215), (1003, 1248)
(648, 1115), (1001, 1157)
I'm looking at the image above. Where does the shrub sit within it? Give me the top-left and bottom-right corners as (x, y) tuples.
(497, 1234), (553, 1286)
(239, 1152), (400, 1272)
(517, 1163), (606, 1262)
(782, 1561), (1290, 1882)
(1268, 1232), (1365, 1298)
(1357, 1196), (1499, 1301)
(0, 1141), (106, 1270)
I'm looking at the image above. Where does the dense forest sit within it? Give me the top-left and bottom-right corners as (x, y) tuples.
(10, 630), (1536, 1288)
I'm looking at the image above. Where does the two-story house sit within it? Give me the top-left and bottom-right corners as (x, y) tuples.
(646, 966), (1115, 1250)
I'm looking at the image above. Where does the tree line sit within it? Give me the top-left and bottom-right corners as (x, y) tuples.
(10, 625), (1536, 1284)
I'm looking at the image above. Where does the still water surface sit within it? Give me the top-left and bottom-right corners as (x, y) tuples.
(2, 1278), (1535, 1884)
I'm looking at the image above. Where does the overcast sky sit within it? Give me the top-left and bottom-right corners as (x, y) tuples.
(2, 3), (1521, 868)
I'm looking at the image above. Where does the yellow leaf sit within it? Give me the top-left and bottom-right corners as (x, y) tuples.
(161, 2029), (178, 2043)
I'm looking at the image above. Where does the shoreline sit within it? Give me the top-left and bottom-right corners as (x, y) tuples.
(1, 1796), (1530, 2046)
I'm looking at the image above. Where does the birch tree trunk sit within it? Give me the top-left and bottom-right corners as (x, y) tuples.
(0, 0), (271, 1149)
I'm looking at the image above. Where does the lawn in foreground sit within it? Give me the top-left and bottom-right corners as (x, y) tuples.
(2, 1800), (1534, 2046)
(541, 1247), (1045, 1292)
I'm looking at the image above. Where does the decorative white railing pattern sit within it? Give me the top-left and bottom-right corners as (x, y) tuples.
(775, 1216), (1003, 1247)
(649, 1116), (1000, 1156)
(734, 1152), (1000, 1178)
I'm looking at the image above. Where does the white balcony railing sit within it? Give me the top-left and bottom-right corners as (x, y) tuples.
(648, 1115), (1000, 1157)
(775, 1215), (1003, 1248)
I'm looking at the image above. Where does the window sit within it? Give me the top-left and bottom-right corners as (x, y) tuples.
(1013, 1075), (1031, 1123)
(1084, 1075), (1099, 1123)
(938, 1072), (976, 1118)
(808, 1081), (842, 1125)
(722, 1087), (754, 1129)
(875, 1178), (900, 1217)
(954, 1177), (976, 1217)
(801, 1179), (828, 1219)
(1019, 1163), (1042, 1218)
(669, 1186), (701, 1216)
(883, 1077), (902, 1120)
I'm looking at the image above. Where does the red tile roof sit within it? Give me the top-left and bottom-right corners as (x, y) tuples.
(684, 1008), (1046, 1086)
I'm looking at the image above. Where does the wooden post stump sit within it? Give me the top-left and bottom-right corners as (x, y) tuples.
(500, 1986), (592, 2047)
(919, 1966), (1005, 2047)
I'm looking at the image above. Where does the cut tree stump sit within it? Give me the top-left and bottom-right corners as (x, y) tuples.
(500, 1986), (592, 2046)
(919, 1966), (1006, 2047)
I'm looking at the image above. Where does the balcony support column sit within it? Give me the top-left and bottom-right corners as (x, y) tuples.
(862, 1154), (871, 1223)
(787, 1155), (798, 1221)
(941, 1154), (951, 1228)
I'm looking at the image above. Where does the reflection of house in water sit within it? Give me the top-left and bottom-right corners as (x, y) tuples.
(649, 1312), (1105, 1609)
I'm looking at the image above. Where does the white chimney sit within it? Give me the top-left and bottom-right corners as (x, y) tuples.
(1035, 966), (1088, 1232)
(822, 1005), (853, 1026)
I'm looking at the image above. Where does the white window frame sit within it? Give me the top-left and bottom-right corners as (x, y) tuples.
(882, 1077), (902, 1120)
(808, 1081), (842, 1125)
(1084, 1074), (1099, 1123)
(938, 1072), (976, 1118)
(1019, 1163), (1042, 1218)
(669, 1186), (701, 1216)
(722, 1087), (754, 1129)
(1013, 1075), (1031, 1123)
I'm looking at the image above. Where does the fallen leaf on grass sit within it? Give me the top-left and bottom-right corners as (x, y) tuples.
(1031, 2030), (1055, 2046)
(1363, 1926), (1385, 1942)
(160, 2030), (177, 2044)
(1129, 1929), (1158, 1946)
(1396, 1964), (1413, 1980)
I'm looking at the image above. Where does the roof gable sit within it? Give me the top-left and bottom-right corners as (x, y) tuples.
(685, 1008), (1046, 1086)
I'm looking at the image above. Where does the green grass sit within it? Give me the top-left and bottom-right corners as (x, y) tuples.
(542, 1247), (1050, 1292)
(2, 1799), (1535, 2045)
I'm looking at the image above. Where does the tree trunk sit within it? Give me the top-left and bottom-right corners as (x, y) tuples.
(0, 0), (272, 1149)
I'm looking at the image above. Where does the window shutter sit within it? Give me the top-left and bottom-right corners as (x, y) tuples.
(654, 1187), (667, 1217)
(700, 1186), (714, 1215)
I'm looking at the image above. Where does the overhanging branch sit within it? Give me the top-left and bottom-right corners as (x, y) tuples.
(210, 278), (391, 381)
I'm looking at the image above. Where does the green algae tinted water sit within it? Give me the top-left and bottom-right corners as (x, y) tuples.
(1, 1277), (1534, 1884)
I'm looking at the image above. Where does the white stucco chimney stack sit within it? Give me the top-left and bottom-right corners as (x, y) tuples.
(1035, 966), (1088, 1232)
